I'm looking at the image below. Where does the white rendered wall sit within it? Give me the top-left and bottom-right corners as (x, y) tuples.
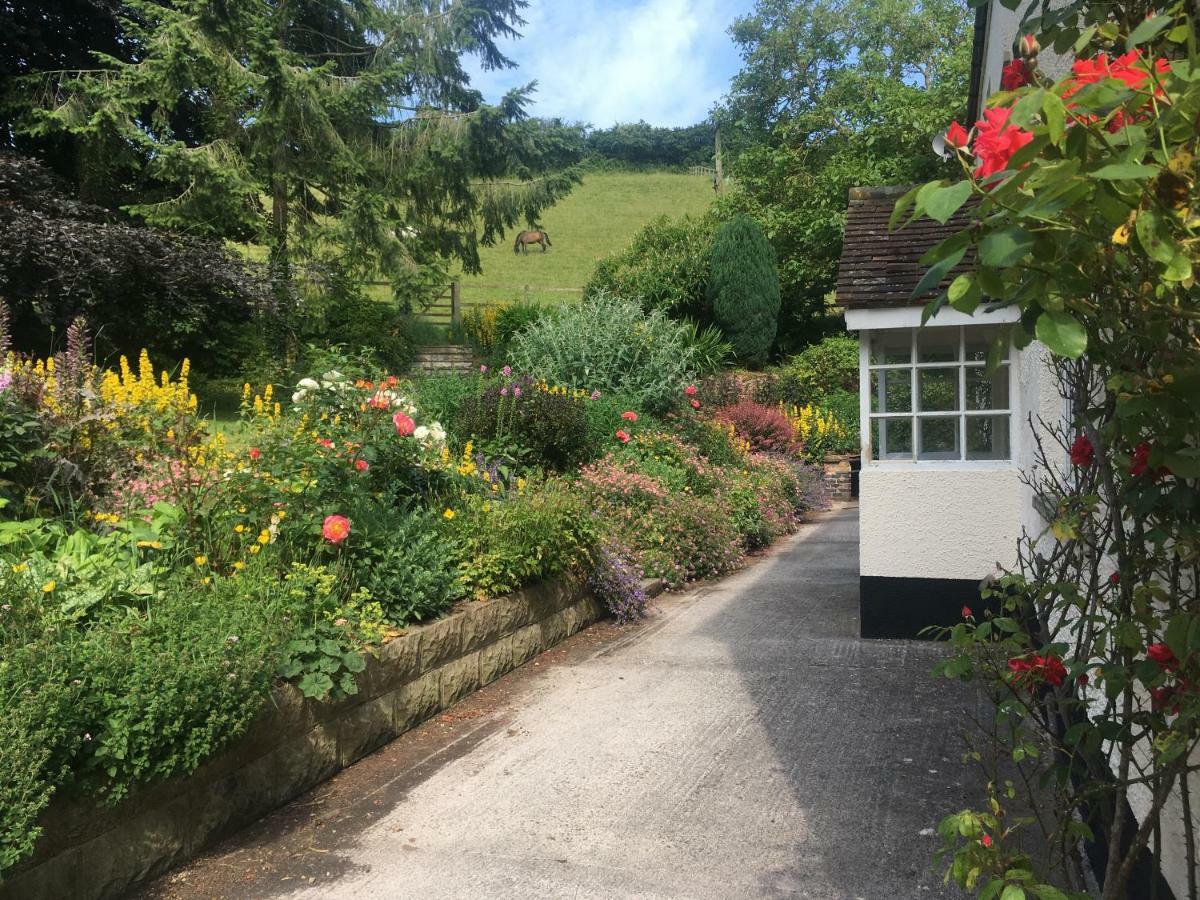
(850, 307), (1062, 582)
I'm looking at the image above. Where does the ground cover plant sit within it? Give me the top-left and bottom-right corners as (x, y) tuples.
(0, 297), (828, 879)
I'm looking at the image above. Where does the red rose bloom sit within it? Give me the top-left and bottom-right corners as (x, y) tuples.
(1147, 642), (1180, 671)
(945, 121), (970, 149)
(973, 107), (1034, 179)
(1000, 58), (1030, 91)
(1151, 686), (1181, 715)
(962, 606), (973, 619)
(1070, 434), (1095, 467)
(392, 412), (416, 436)
(354, 458), (369, 472)
(981, 834), (993, 848)
(248, 447), (262, 460)
(322, 514), (351, 545)
(690, 399), (701, 410)
(1008, 653), (1067, 689)
(684, 385), (698, 397)
(1109, 571), (1120, 586)
(615, 429), (631, 444)
(1130, 441), (1151, 477)
(621, 411), (638, 422)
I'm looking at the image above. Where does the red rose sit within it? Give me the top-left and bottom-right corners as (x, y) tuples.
(690, 399), (701, 410)
(354, 458), (369, 472)
(322, 514), (351, 545)
(1077, 673), (1090, 687)
(1130, 441), (1151, 476)
(248, 447), (261, 460)
(1109, 571), (1120, 586)
(1070, 434), (1094, 467)
(615, 429), (631, 444)
(1150, 686), (1180, 715)
(621, 411), (638, 422)
(1147, 642), (1180, 671)
(1040, 655), (1067, 687)
(945, 121), (970, 149)
(962, 606), (973, 619)
(972, 106), (1034, 179)
(392, 412), (416, 436)
(1008, 653), (1067, 689)
(1000, 58), (1030, 91)
(1018, 34), (1040, 58)
(981, 834), (993, 848)
(684, 385), (698, 397)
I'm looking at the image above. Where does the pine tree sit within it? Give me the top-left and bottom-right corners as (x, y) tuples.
(707, 214), (780, 367)
(17, 0), (582, 305)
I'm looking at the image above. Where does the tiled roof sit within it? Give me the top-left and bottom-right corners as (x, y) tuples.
(835, 185), (977, 309)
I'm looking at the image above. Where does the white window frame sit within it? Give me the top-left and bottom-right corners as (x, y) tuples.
(858, 325), (1016, 466)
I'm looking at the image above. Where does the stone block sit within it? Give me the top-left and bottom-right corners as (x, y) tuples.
(459, 600), (507, 653)
(337, 695), (398, 767)
(479, 635), (514, 686)
(511, 623), (544, 666)
(439, 653), (481, 708)
(360, 631), (420, 697)
(539, 609), (568, 647)
(417, 614), (464, 673)
(392, 669), (442, 732)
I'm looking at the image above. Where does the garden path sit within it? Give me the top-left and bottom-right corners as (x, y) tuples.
(141, 504), (986, 899)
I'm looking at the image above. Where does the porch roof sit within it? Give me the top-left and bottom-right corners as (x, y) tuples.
(835, 185), (977, 310)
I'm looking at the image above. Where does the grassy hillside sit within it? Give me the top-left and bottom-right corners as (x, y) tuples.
(454, 171), (715, 307)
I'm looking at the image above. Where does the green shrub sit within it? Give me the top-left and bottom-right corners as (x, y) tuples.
(585, 213), (720, 316)
(415, 374), (481, 432)
(758, 334), (860, 406)
(508, 293), (703, 414)
(317, 296), (415, 374)
(454, 377), (591, 471)
(450, 477), (596, 601)
(707, 214), (781, 367)
(494, 302), (548, 352)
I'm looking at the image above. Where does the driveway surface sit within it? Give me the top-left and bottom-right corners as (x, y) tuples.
(141, 504), (986, 899)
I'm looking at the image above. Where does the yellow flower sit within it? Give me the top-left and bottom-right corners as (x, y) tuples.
(136, 540), (163, 549)
(42, 580), (56, 593)
(443, 508), (456, 520)
(234, 524), (246, 534)
(276, 510), (286, 520)
(232, 561), (246, 571)
(249, 544), (261, 555)
(257, 529), (271, 545)
(194, 555), (208, 566)
(202, 576), (212, 585)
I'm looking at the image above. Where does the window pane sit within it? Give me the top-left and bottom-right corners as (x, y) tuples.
(966, 415), (1010, 460)
(918, 417), (960, 460)
(871, 417), (913, 460)
(919, 369), (959, 412)
(965, 327), (1008, 362)
(869, 329), (911, 365)
(918, 328), (959, 363)
(966, 364), (1009, 410)
(871, 369), (912, 413)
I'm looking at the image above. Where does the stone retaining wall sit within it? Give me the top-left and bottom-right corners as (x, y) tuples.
(1, 578), (658, 900)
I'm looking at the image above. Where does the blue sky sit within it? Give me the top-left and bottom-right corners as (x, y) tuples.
(462, 0), (755, 128)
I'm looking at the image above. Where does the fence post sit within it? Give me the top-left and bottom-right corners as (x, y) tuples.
(450, 282), (461, 326)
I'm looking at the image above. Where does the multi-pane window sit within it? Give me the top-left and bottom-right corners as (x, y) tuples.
(866, 326), (1011, 462)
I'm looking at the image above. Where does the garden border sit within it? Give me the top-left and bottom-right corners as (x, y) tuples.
(0, 577), (663, 900)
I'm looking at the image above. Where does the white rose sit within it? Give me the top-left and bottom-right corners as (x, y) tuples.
(297, 378), (319, 390)
(414, 425), (430, 442)
(291, 390), (307, 403)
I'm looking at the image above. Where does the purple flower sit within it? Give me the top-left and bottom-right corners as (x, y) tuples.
(513, 386), (523, 398)
(479, 364), (488, 374)
(0, 372), (11, 393)
(590, 390), (601, 401)
(500, 387), (508, 397)
(502, 365), (512, 377)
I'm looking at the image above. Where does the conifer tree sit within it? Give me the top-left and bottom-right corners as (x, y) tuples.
(17, 0), (581, 304)
(707, 214), (780, 367)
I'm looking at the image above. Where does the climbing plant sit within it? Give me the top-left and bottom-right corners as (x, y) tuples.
(900, 1), (1199, 897)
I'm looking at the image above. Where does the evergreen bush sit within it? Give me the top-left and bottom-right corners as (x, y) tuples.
(707, 214), (781, 367)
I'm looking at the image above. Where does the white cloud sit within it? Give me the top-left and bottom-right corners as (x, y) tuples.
(466, 0), (743, 127)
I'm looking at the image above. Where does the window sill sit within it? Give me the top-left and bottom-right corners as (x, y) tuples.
(863, 459), (1018, 472)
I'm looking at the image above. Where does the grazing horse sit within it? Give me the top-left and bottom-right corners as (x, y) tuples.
(513, 229), (552, 254)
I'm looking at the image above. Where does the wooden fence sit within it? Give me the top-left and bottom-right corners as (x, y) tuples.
(688, 165), (716, 178)
(366, 281), (584, 326)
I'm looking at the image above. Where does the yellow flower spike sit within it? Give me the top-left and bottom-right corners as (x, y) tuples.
(242, 383), (252, 402)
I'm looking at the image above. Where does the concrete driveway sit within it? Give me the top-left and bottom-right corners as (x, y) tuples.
(140, 504), (984, 899)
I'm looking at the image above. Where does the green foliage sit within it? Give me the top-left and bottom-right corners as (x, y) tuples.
(319, 296), (416, 375)
(508, 293), (707, 413)
(708, 214), (782, 367)
(717, 0), (971, 348)
(584, 121), (714, 170)
(414, 374), (481, 430)
(454, 377), (591, 471)
(450, 477), (596, 601)
(585, 213), (721, 315)
(779, 335), (860, 402)
(904, 1), (1200, 895)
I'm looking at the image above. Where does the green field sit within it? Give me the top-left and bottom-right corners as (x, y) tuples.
(452, 171), (715, 308)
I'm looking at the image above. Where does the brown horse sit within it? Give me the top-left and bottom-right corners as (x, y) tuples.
(513, 229), (552, 254)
